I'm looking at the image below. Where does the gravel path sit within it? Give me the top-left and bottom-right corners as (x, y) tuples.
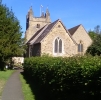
(1, 70), (24, 100)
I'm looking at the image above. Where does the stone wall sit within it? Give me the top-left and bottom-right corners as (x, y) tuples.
(12, 57), (24, 65)
(72, 25), (92, 54)
(25, 17), (51, 41)
(41, 21), (77, 57)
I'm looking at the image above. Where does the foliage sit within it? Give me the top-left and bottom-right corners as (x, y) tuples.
(87, 25), (101, 56)
(24, 56), (101, 100)
(87, 34), (101, 56)
(0, 1), (25, 70)
(88, 31), (98, 40)
(94, 25), (101, 34)
(88, 25), (101, 40)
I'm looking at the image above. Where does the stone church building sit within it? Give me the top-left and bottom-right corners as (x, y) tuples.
(25, 7), (92, 57)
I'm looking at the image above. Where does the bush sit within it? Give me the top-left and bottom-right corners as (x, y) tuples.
(24, 56), (101, 100)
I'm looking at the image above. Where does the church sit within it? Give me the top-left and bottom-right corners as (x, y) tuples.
(25, 7), (92, 57)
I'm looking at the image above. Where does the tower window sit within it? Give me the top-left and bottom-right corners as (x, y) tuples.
(36, 24), (40, 28)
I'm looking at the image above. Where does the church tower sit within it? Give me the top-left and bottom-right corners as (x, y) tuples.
(25, 6), (51, 42)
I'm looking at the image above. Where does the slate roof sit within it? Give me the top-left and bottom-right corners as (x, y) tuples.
(68, 25), (81, 35)
(27, 19), (59, 45)
(26, 25), (46, 44)
(34, 19), (59, 44)
(27, 19), (78, 45)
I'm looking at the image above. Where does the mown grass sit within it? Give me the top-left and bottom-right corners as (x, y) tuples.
(20, 74), (35, 100)
(0, 70), (14, 97)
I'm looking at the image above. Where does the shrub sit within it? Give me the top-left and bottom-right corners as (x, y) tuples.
(24, 56), (101, 100)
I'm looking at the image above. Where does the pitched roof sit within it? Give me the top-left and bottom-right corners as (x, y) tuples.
(68, 25), (81, 35)
(28, 19), (77, 45)
(34, 19), (59, 44)
(26, 25), (46, 44)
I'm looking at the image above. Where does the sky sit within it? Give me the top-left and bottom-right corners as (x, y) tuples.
(2, 0), (101, 37)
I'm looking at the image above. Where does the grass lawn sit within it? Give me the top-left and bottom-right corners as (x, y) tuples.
(20, 74), (35, 100)
(0, 70), (14, 98)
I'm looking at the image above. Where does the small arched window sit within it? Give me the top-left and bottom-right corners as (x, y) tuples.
(78, 42), (83, 52)
(36, 24), (40, 28)
(54, 37), (62, 53)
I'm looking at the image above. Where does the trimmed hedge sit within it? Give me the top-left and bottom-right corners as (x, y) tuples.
(24, 56), (101, 100)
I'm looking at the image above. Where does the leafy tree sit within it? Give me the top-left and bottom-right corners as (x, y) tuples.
(88, 25), (101, 40)
(88, 31), (98, 40)
(87, 25), (101, 56)
(0, 1), (25, 70)
(87, 34), (101, 56)
(94, 25), (101, 34)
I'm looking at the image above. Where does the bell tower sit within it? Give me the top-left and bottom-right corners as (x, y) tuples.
(25, 6), (51, 42)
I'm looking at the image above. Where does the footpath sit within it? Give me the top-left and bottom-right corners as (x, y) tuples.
(1, 70), (24, 100)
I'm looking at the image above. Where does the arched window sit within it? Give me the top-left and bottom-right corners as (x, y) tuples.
(78, 43), (83, 52)
(54, 37), (62, 53)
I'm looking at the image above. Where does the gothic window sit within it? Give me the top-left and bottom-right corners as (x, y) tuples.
(78, 43), (83, 52)
(36, 24), (40, 28)
(54, 37), (62, 53)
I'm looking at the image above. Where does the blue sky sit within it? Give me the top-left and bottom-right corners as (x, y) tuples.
(2, 0), (101, 37)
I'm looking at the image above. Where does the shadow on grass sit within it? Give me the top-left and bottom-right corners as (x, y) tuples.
(20, 71), (51, 100)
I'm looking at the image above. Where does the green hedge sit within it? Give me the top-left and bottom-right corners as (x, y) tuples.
(24, 56), (101, 100)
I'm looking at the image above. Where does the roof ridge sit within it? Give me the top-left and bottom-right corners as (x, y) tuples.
(68, 24), (81, 35)
(69, 24), (81, 30)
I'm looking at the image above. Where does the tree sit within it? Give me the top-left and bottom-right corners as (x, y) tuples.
(0, 1), (25, 70)
(94, 25), (101, 34)
(87, 25), (101, 56)
(88, 31), (98, 40)
(87, 34), (101, 56)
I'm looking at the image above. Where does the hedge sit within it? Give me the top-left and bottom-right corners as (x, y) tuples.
(24, 56), (101, 100)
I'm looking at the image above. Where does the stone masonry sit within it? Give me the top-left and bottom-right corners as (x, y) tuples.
(25, 7), (93, 57)
(72, 25), (92, 54)
(41, 21), (77, 57)
(25, 7), (51, 41)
